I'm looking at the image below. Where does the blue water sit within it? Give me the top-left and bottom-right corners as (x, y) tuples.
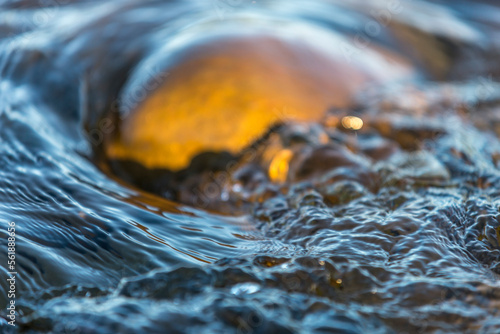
(0, 0), (499, 333)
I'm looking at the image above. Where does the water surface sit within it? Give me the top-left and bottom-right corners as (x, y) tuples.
(0, 0), (500, 333)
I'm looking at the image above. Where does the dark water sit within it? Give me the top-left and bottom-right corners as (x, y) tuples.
(1, 0), (500, 333)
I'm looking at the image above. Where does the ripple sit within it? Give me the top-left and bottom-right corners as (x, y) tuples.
(0, 1), (500, 333)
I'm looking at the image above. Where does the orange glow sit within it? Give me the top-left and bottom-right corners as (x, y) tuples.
(268, 149), (294, 183)
(106, 33), (410, 171)
(341, 116), (364, 130)
(324, 115), (340, 128)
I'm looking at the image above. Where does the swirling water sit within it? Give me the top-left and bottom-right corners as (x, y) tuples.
(0, 0), (500, 333)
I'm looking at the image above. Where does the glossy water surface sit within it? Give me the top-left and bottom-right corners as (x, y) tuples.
(0, 0), (500, 333)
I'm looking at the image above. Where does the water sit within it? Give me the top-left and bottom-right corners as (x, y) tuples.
(0, 0), (499, 333)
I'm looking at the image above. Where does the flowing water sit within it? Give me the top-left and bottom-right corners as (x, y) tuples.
(0, 0), (500, 333)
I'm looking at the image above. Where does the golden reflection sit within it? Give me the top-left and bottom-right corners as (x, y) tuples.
(341, 116), (364, 130)
(268, 149), (294, 183)
(106, 32), (410, 171)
